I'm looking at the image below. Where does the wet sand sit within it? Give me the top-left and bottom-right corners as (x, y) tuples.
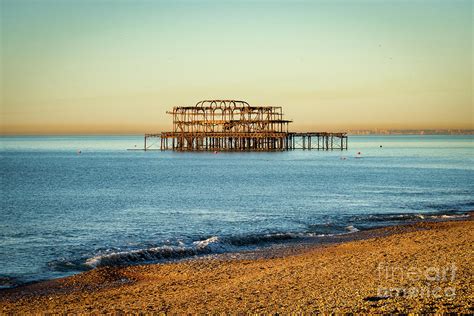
(1, 216), (473, 313)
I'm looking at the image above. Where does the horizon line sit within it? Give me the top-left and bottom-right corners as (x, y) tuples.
(1, 130), (473, 137)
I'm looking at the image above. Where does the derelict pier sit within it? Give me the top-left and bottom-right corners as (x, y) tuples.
(144, 100), (348, 151)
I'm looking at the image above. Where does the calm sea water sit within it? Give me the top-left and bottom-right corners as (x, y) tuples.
(1, 135), (473, 286)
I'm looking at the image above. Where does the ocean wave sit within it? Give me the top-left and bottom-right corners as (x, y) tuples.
(225, 232), (297, 246)
(85, 245), (208, 268)
(307, 223), (361, 235)
(81, 232), (309, 268)
(354, 211), (469, 223)
(345, 225), (360, 233)
(80, 227), (366, 269)
(434, 214), (470, 219)
(49, 210), (469, 271)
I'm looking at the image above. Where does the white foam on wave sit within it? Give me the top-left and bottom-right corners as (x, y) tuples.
(345, 225), (360, 233)
(414, 213), (469, 220)
(193, 236), (219, 248)
(438, 214), (469, 219)
(193, 236), (231, 252)
(85, 245), (192, 268)
(82, 228), (370, 269)
(85, 256), (102, 268)
(84, 236), (235, 268)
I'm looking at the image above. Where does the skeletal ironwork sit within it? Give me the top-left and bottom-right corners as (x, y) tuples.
(144, 100), (348, 151)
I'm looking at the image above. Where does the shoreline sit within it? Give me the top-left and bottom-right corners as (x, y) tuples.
(2, 211), (471, 289)
(1, 214), (473, 313)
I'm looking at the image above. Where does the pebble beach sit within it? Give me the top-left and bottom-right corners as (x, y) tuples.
(1, 215), (473, 313)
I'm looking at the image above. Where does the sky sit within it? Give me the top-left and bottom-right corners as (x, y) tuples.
(1, 0), (472, 134)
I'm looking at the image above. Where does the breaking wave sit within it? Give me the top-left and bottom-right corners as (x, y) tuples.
(81, 231), (330, 268)
(47, 210), (469, 271)
(354, 211), (469, 223)
(77, 227), (366, 269)
(307, 223), (362, 235)
(345, 225), (360, 233)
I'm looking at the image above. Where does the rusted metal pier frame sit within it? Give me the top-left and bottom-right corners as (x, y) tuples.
(156, 132), (289, 151)
(145, 132), (348, 151)
(287, 132), (348, 150)
(144, 100), (348, 151)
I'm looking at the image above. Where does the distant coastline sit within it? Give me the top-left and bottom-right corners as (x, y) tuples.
(347, 129), (474, 135)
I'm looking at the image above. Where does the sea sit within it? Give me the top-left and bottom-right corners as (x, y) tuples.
(0, 135), (473, 287)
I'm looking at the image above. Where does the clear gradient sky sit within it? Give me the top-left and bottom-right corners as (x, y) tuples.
(1, 0), (472, 134)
